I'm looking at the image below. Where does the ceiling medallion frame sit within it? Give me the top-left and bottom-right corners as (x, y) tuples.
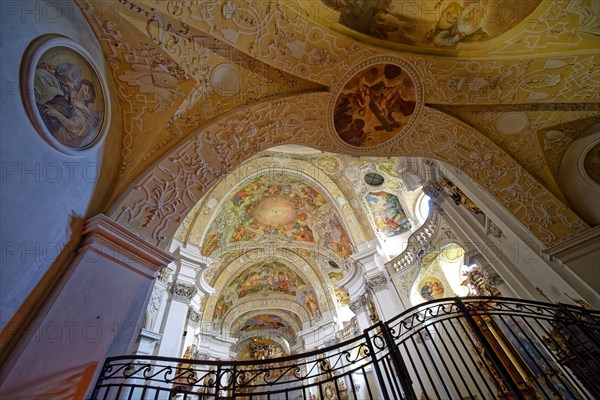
(20, 35), (110, 155)
(327, 55), (424, 153)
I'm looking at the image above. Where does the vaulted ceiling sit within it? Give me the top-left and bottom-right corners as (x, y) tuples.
(76, 0), (599, 349)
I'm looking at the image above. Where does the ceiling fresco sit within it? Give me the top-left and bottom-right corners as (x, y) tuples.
(319, 0), (542, 50)
(237, 314), (296, 338)
(72, 0), (600, 345)
(334, 63), (417, 147)
(365, 191), (411, 237)
(226, 261), (307, 299)
(211, 260), (323, 323)
(200, 173), (354, 259)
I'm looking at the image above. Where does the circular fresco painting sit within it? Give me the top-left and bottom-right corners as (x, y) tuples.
(30, 43), (105, 150)
(333, 63), (416, 148)
(418, 276), (445, 301)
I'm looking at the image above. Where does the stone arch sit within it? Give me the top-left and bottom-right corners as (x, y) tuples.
(108, 83), (586, 252)
(219, 299), (311, 332)
(179, 157), (370, 247)
(203, 248), (335, 323)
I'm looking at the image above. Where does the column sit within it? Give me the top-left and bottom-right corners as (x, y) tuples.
(366, 272), (401, 322)
(348, 295), (370, 331)
(156, 281), (197, 357)
(155, 246), (214, 358)
(0, 214), (173, 399)
(133, 268), (172, 356)
(181, 307), (201, 354)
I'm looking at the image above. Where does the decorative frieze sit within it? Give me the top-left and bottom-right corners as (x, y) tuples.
(171, 281), (197, 303)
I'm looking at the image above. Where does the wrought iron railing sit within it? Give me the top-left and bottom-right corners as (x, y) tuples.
(90, 297), (600, 399)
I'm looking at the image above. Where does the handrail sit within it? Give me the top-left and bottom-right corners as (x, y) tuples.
(91, 297), (600, 400)
(385, 207), (441, 274)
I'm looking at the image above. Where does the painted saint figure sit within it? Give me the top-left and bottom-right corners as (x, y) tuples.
(34, 60), (101, 148)
(420, 281), (434, 301)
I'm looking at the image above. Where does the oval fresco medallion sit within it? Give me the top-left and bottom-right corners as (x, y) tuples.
(418, 276), (445, 301)
(331, 58), (421, 149)
(22, 36), (108, 154)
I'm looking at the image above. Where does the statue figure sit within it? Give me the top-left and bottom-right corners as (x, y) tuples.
(461, 266), (501, 297)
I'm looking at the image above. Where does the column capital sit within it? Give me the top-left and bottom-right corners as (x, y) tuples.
(349, 295), (368, 314)
(171, 246), (215, 297)
(187, 307), (201, 328)
(171, 281), (197, 304)
(366, 272), (388, 292)
(421, 180), (446, 212)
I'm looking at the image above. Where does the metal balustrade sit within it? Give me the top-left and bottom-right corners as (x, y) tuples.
(90, 297), (600, 400)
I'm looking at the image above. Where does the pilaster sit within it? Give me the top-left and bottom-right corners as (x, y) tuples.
(0, 214), (173, 398)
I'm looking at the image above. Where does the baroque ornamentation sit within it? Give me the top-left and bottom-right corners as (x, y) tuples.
(366, 273), (388, 292)
(147, 284), (166, 330)
(171, 281), (197, 303)
(386, 207), (441, 273)
(436, 103), (600, 198)
(112, 92), (331, 247)
(151, 0), (377, 87)
(395, 107), (588, 246)
(485, 218), (503, 239)
(411, 53), (599, 105)
(187, 307), (201, 328)
(349, 295), (368, 314)
(439, 177), (483, 215)
(327, 55), (424, 152)
(77, 0), (592, 252)
(421, 180), (446, 207)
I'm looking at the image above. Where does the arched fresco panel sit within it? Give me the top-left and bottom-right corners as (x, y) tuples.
(365, 191), (411, 237)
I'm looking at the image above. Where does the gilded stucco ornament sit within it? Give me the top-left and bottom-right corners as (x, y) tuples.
(74, 0), (592, 251)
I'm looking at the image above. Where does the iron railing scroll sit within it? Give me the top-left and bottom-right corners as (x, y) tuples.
(90, 297), (599, 400)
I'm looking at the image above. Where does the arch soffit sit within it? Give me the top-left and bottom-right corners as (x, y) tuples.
(217, 298), (312, 330)
(208, 240), (348, 271)
(227, 309), (302, 333)
(108, 79), (587, 252)
(184, 159), (369, 246)
(203, 249), (334, 319)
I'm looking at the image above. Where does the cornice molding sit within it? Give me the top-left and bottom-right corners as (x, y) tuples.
(543, 226), (600, 263)
(81, 214), (174, 277)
